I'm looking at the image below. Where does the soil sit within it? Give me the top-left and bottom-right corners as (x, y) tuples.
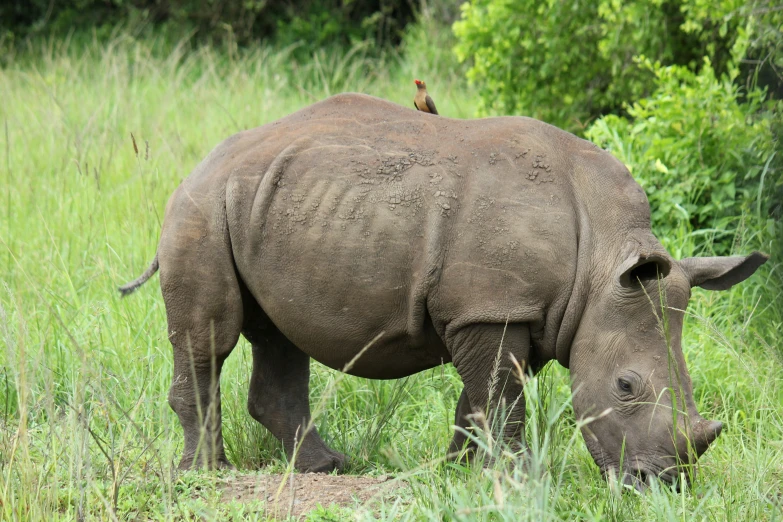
(220, 472), (403, 519)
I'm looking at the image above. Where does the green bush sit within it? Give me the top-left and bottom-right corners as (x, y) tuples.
(585, 57), (779, 250)
(452, 0), (761, 131)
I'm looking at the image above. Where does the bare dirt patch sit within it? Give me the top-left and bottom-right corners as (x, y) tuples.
(220, 472), (403, 519)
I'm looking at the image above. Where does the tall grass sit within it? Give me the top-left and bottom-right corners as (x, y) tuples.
(1, 28), (781, 521)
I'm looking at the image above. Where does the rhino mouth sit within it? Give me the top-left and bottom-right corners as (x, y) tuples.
(622, 468), (652, 492)
(622, 467), (681, 492)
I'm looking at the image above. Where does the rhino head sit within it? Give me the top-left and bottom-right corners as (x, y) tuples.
(568, 245), (767, 490)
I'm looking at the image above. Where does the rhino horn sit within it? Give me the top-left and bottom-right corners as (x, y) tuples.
(692, 418), (723, 457)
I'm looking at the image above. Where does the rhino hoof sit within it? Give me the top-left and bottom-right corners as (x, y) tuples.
(299, 451), (347, 473)
(177, 455), (235, 471)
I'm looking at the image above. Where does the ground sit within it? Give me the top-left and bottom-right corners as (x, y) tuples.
(220, 472), (402, 519)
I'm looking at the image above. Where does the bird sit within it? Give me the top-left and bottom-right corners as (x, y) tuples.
(413, 79), (439, 115)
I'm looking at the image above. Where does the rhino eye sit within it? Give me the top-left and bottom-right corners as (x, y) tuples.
(615, 372), (643, 400)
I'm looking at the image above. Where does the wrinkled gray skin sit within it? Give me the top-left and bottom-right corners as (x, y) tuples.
(120, 93), (767, 488)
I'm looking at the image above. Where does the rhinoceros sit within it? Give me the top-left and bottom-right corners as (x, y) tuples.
(120, 93), (767, 488)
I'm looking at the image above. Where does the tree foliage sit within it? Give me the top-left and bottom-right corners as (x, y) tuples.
(586, 58), (779, 247)
(452, 0), (776, 131)
(0, 0), (417, 50)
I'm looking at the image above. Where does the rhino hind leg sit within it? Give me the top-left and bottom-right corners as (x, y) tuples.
(164, 283), (241, 469)
(169, 351), (236, 470)
(160, 260), (243, 470)
(449, 323), (530, 457)
(242, 308), (347, 473)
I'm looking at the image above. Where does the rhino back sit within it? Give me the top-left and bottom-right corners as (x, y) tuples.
(195, 94), (604, 374)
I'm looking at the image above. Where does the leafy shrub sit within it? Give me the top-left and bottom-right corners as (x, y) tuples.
(585, 57), (779, 250)
(451, 0), (764, 131)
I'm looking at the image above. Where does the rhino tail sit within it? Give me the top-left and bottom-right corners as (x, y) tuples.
(118, 254), (159, 297)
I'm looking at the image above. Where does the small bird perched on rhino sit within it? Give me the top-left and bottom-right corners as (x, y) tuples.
(413, 79), (438, 115)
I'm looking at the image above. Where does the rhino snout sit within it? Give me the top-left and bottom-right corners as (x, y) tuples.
(615, 418), (723, 492)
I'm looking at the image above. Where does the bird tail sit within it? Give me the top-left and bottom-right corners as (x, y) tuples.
(118, 254), (159, 297)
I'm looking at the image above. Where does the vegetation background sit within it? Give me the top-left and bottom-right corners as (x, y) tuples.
(1, 0), (781, 520)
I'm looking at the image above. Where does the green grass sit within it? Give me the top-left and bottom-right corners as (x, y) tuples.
(1, 28), (782, 521)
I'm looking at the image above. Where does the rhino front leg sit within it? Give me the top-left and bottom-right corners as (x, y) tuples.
(448, 388), (478, 460)
(448, 323), (530, 458)
(243, 322), (346, 473)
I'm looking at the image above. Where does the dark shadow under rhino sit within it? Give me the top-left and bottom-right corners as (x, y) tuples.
(120, 93), (767, 488)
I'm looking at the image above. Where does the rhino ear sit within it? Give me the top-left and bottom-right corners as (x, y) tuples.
(680, 251), (769, 290)
(618, 254), (671, 288)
